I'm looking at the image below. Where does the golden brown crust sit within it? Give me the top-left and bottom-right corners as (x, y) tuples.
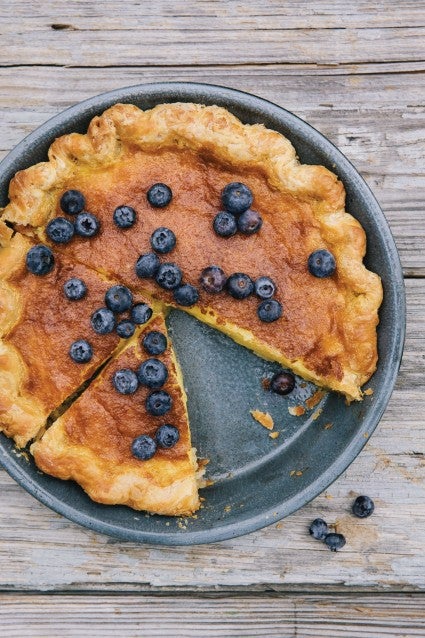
(31, 317), (200, 516)
(0, 102), (383, 399)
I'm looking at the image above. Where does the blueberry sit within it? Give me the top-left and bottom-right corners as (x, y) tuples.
(112, 368), (139, 394)
(308, 249), (336, 278)
(324, 533), (346, 552)
(150, 227), (176, 254)
(257, 299), (282, 322)
(137, 358), (168, 389)
(113, 205), (136, 229)
(69, 339), (93, 364)
(147, 183), (172, 208)
(156, 424), (180, 449)
(146, 390), (172, 416)
(221, 182), (253, 215)
(254, 276), (276, 300)
(352, 495), (375, 518)
(60, 189), (85, 215)
(90, 307), (116, 334)
(105, 285), (133, 313)
(237, 209), (262, 235)
(63, 277), (87, 301)
(135, 252), (160, 279)
(309, 518), (329, 540)
(226, 273), (254, 299)
(46, 217), (74, 244)
(116, 320), (135, 339)
(270, 371), (295, 395)
(131, 303), (153, 325)
(156, 263), (183, 290)
(173, 283), (199, 307)
(131, 435), (157, 461)
(199, 265), (227, 293)
(74, 212), (100, 238)
(25, 245), (54, 276)
(213, 211), (237, 237)
(142, 331), (167, 356)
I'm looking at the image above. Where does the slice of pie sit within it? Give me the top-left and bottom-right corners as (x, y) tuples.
(31, 316), (200, 515)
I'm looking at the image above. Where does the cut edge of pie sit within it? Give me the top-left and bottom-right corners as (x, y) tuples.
(0, 102), (383, 401)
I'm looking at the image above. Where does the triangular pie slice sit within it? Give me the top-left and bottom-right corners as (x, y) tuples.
(31, 315), (200, 516)
(0, 221), (156, 446)
(1, 103), (382, 400)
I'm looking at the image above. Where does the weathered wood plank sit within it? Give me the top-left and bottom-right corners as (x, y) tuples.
(0, 65), (423, 273)
(1, 1), (425, 66)
(1, 593), (425, 637)
(0, 278), (422, 592)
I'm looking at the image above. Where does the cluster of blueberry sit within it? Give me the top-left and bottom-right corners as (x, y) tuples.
(67, 283), (153, 364)
(309, 495), (375, 551)
(213, 182), (262, 237)
(46, 190), (100, 243)
(112, 328), (179, 461)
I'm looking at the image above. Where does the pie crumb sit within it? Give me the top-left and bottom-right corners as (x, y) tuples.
(288, 405), (306, 417)
(324, 422), (333, 430)
(269, 431), (280, 439)
(250, 409), (274, 430)
(364, 387), (374, 396)
(306, 389), (326, 410)
(312, 408), (323, 421)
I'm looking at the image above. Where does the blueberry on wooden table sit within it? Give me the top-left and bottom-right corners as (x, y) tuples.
(26, 245), (55, 276)
(352, 495), (375, 518)
(309, 518), (329, 540)
(324, 533), (346, 551)
(132, 435), (157, 460)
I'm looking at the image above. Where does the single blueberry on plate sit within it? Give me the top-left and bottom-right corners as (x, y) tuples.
(90, 307), (116, 334)
(142, 331), (167, 356)
(116, 320), (135, 339)
(150, 227), (176, 254)
(146, 390), (172, 416)
(257, 299), (282, 322)
(131, 435), (157, 461)
(113, 205), (136, 229)
(324, 533), (346, 552)
(60, 189), (85, 215)
(74, 212), (100, 238)
(199, 265), (227, 293)
(270, 371), (295, 395)
(156, 424), (180, 449)
(69, 339), (93, 363)
(63, 277), (87, 301)
(147, 183), (172, 208)
(309, 518), (329, 540)
(46, 217), (75, 243)
(135, 252), (161, 279)
(255, 276), (276, 300)
(173, 283), (199, 307)
(26, 245), (55, 276)
(221, 182), (253, 215)
(308, 249), (336, 278)
(237, 209), (262, 234)
(156, 262), (183, 290)
(352, 495), (375, 518)
(137, 358), (168, 389)
(213, 211), (237, 238)
(113, 368), (139, 394)
(226, 273), (254, 299)
(131, 303), (153, 325)
(105, 285), (133, 313)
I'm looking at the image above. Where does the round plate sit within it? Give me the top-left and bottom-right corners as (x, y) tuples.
(0, 83), (405, 545)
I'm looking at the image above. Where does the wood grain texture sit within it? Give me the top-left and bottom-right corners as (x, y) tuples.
(1, 593), (425, 637)
(0, 277), (422, 592)
(1, 0), (425, 66)
(0, 64), (424, 274)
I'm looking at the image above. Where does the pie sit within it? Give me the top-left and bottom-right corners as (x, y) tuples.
(0, 101), (383, 516)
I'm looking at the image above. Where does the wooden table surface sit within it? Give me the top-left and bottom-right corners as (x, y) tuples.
(1, 1), (425, 636)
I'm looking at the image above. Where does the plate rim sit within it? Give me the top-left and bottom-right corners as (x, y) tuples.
(0, 81), (406, 545)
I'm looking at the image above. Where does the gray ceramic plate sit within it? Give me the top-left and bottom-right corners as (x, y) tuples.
(0, 83), (405, 545)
